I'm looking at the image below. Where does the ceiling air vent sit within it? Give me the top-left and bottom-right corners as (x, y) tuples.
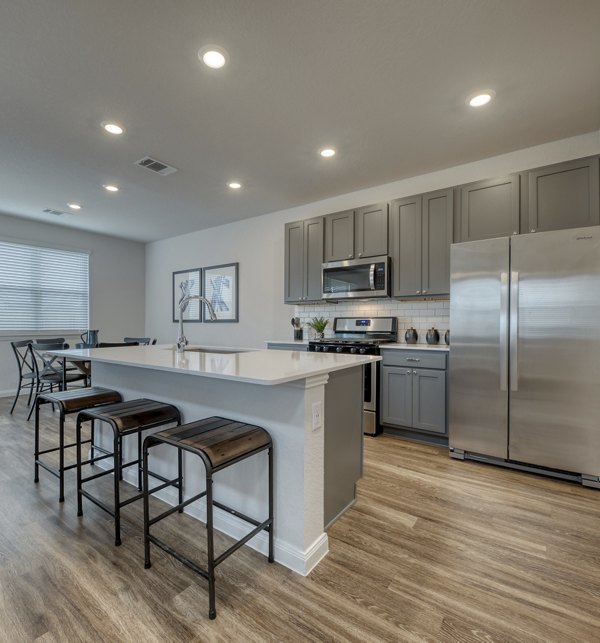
(135, 156), (178, 176)
(43, 208), (72, 217)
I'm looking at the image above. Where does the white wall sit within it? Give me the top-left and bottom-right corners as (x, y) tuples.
(146, 130), (600, 349)
(0, 213), (145, 397)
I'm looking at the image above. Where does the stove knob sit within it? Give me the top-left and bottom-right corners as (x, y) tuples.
(336, 346), (343, 353)
(314, 345), (321, 352)
(350, 347), (358, 354)
(323, 346), (329, 352)
(359, 348), (367, 354)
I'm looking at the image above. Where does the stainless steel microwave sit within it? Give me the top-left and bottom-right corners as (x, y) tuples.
(322, 255), (390, 299)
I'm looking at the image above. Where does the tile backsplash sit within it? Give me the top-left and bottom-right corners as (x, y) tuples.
(295, 298), (449, 344)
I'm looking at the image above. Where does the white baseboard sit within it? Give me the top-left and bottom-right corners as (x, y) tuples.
(0, 389), (14, 399)
(97, 460), (329, 576)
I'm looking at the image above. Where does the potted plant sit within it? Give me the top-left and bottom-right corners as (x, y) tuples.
(307, 316), (329, 339)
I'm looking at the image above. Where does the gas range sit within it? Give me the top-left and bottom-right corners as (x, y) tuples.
(307, 316), (398, 355)
(308, 317), (397, 437)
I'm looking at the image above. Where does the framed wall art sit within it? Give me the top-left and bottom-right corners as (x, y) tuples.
(172, 268), (202, 323)
(202, 262), (239, 323)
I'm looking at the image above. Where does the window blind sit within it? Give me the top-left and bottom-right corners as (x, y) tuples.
(0, 240), (89, 332)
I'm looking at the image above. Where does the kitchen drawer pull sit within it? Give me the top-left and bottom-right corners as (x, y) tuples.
(406, 357), (420, 362)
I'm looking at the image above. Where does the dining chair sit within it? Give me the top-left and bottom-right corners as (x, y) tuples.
(123, 337), (156, 345)
(9, 339), (35, 414)
(27, 342), (88, 420)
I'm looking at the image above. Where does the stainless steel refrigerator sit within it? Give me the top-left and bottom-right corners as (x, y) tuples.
(449, 226), (600, 488)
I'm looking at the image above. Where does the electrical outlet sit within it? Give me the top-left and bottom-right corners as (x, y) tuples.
(312, 401), (322, 431)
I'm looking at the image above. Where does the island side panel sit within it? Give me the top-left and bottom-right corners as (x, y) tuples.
(324, 366), (364, 528)
(91, 361), (327, 575)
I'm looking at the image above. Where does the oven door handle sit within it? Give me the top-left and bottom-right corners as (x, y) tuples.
(369, 264), (375, 290)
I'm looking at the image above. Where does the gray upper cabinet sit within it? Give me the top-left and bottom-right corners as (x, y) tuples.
(459, 175), (520, 242)
(390, 189), (453, 297)
(355, 203), (389, 258)
(324, 210), (355, 262)
(527, 157), (600, 233)
(324, 203), (389, 262)
(284, 217), (324, 303)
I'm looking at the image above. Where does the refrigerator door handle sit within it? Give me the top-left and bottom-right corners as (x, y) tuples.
(499, 272), (509, 391)
(510, 270), (519, 391)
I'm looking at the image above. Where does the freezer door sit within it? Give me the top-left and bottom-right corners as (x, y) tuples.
(449, 237), (510, 458)
(509, 227), (600, 475)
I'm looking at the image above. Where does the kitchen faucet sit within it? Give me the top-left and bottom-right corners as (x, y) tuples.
(177, 293), (217, 353)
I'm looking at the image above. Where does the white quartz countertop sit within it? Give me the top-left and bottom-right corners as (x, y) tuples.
(52, 345), (379, 386)
(383, 343), (449, 351)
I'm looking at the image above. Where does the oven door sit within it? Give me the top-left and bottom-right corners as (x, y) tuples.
(322, 256), (389, 299)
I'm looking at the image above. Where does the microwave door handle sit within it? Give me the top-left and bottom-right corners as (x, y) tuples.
(369, 264), (375, 290)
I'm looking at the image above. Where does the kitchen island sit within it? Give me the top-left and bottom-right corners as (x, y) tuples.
(54, 344), (379, 575)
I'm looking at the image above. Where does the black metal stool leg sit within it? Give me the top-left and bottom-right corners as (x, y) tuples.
(119, 435), (123, 480)
(76, 417), (84, 517)
(34, 398), (41, 483)
(143, 441), (152, 569)
(268, 445), (274, 563)
(113, 429), (122, 546)
(206, 473), (216, 620)
(137, 431), (143, 491)
(178, 448), (184, 511)
(58, 411), (65, 502)
(90, 419), (95, 462)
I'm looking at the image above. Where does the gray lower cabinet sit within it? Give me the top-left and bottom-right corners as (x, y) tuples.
(527, 156), (600, 233)
(390, 189), (453, 297)
(266, 343), (308, 351)
(459, 175), (520, 241)
(381, 350), (447, 435)
(284, 217), (323, 303)
(324, 203), (389, 262)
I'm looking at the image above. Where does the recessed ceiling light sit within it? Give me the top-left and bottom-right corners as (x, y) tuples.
(228, 181), (242, 189)
(101, 121), (124, 135)
(199, 47), (228, 69)
(103, 184), (119, 192)
(319, 147), (336, 158)
(466, 90), (495, 107)
(67, 202), (82, 210)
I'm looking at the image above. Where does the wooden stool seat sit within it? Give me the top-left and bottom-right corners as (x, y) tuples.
(80, 398), (181, 434)
(34, 386), (123, 502)
(143, 416), (274, 620)
(76, 398), (181, 546)
(39, 386), (122, 413)
(150, 417), (272, 469)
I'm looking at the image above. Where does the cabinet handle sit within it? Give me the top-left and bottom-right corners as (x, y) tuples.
(358, 252), (363, 257)
(423, 290), (427, 294)
(413, 371), (417, 374)
(416, 290), (421, 294)
(530, 229), (536, 233)
(406, 358), (420, 362)
(513, 231), (518, 235)
(348, 254), (353, 258)
(406, 370), (411, 374)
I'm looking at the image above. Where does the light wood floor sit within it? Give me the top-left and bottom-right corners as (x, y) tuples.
(1, 397), (600, 642)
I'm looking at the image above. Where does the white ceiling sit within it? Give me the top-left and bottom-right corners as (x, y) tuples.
(1, 0), (599, 242)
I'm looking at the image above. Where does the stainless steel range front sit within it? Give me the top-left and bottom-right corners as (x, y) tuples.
(308, 316), (398, 435)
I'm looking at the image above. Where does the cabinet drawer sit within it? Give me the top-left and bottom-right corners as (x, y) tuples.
(381, 349), (447, 369)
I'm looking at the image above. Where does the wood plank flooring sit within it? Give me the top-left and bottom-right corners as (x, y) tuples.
(1, 396), (600, 641)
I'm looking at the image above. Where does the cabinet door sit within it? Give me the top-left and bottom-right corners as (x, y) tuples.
(422, 189), (453, 296)
(284, 221), (304, 303)
(528, 157), (600, 233)
(412, 369), (446, 434)
(460, 175), (520, 241)
(381, 365), (413, 427)
(304, 217), (324, 301)
(355, 203), (388, 258)
(390, 196), (422, 297)
(324, 210), (355, 262)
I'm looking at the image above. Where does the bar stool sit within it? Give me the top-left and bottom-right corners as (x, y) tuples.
(34, 387), (123, 502)
(76, 399), (181, 546)
(142, 416), (274, 620)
